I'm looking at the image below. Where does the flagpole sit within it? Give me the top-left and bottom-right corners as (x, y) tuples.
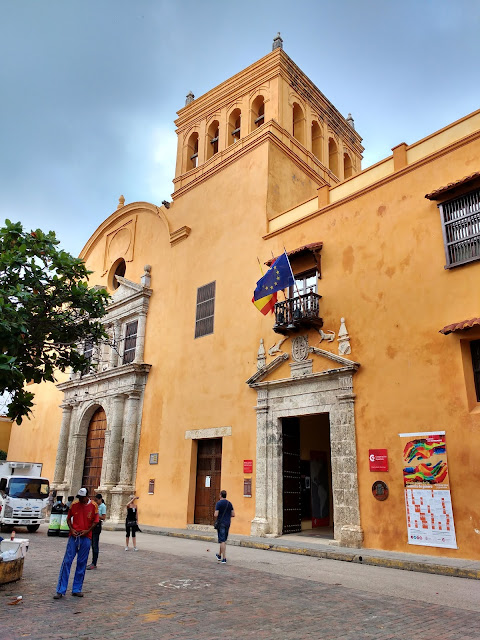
(284, 247), (306, 315)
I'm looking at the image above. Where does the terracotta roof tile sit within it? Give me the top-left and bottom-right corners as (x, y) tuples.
(266, 242), (323, 266)
(425, 172), (480, 200)
(440, 317), (480, 335)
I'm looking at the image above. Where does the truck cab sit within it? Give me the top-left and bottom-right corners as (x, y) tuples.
(0, 462), (50, 533)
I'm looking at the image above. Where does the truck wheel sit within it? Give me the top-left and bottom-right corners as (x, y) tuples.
(27, 525), (40, 533)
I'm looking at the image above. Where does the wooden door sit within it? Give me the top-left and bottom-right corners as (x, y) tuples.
(81, 407), (107, 496)
(282, 417), (301, 534)
(194, 439), (222, 525)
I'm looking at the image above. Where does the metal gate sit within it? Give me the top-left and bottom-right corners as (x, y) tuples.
(282, 417), (301, 534)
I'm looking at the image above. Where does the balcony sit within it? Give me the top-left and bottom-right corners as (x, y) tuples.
(273, 292), (323, 335)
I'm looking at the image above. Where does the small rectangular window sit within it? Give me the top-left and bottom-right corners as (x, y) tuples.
(123, 320), (138, 364)
(439, 188), (480, 268)
(470, 340), (480, 402)
(195, 281), (215, 338)
(81, 339), (94, 377)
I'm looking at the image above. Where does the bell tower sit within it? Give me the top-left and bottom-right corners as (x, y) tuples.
(172, 35), (363, 217)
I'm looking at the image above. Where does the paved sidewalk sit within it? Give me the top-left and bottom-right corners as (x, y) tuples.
(2, 529), (480, 640)
(103, 522), (480, 580)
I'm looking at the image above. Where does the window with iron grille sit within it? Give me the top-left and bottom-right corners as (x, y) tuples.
(123, 320), (138, 364)
(195, 281), (215, 338)
(439, 188), (480, 268)
(470, 340), (480, 402)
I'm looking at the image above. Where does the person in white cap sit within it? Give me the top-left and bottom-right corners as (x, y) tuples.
(53, 488), (99, 599)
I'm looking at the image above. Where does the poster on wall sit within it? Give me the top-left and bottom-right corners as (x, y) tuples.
(399, 431), (457, 549)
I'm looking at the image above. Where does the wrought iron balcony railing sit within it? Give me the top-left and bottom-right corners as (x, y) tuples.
(273, 292), (323, 335)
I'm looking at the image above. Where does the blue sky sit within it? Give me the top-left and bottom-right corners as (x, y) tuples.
(0, 0), (478, 256)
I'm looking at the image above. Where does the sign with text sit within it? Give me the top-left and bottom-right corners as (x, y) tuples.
(400, 431), (457, 549)
(243, 459), (253, 474)
(369, 449), (388, 472)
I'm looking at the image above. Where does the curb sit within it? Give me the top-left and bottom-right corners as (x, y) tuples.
(103, 526), (480, 580)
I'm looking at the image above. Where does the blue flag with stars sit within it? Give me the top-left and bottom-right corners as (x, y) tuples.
(253, 252), (294, 301)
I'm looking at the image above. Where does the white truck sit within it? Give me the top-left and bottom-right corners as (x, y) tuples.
(0, 462), (50, 533)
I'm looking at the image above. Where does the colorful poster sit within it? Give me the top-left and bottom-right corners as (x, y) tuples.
(399, 431), (457, 549)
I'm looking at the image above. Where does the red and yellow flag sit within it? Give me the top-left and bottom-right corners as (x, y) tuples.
(252, 257), (277, 314)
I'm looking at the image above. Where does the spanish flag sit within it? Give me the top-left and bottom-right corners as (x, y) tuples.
(252, 290), (277, 315)
(252, 257), (278, 315)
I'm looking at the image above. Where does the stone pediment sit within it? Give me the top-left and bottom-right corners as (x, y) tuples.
(246, 337), (360, 387)
(112, 276), (147, 302)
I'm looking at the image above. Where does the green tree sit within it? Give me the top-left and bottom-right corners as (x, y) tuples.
(0, 220), (110, 423)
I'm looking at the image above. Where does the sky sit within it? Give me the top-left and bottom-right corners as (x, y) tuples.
(0, 0), (479, 256)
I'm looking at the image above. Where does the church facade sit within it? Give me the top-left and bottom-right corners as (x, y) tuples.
(8, 38), (480, 558)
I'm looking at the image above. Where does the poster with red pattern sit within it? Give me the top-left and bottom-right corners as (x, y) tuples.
(399, 431), (457, 549)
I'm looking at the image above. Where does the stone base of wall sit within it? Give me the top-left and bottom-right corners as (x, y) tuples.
(339, 524), (364, 548)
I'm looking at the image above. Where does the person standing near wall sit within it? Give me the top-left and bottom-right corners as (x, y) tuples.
(53, 488), (99, 599)
(125, 495), (140, 551)
(86, 494), (106, 570)
(214, 490), (235, 564)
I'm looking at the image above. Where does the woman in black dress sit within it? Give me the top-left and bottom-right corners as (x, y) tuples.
(125, 496), (140, 551)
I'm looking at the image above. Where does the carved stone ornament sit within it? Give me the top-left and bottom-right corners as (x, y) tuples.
(292, 335), (309, 362)
(338, 317), (351, 356)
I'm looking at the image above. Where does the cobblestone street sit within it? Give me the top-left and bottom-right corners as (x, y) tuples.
(1, 530), (480, 640)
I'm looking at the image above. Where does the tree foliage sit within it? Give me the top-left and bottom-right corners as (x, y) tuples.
(0, 220), (110, 423)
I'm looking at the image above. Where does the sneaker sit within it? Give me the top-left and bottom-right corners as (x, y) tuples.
(72, 592), (84, 597)
(133, 547), (138, 551)
(125, 547), (129, 551)
(53, 593), (64, 599)
(215, 553), (221, 562)
(86, 564), (96, 570)
(221, 558), (227, 564)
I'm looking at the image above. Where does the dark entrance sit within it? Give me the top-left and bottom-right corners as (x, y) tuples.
(82, 407), (107, 496)
(282, 414), (333, 536)
(194, 438), (222, 525)
(282, 417), (301, 534)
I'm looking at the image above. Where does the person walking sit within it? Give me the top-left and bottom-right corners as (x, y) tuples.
(53, 488), (99, 599)
(125, 495), (140, 551)
(86, 494), (106, 570)
(214, 490), (235, 564)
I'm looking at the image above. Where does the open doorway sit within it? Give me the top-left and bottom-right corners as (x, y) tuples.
(282, 414), (332, 537)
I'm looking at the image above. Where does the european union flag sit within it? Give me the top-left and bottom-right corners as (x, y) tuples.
(253, 252), (294, 301)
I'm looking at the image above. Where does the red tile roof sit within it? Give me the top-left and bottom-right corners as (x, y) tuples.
(425, 172), (480, 200)
(266, 242), (323, 266)
(440, 317), (480, 335)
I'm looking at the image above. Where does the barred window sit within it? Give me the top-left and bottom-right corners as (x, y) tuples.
(123, 320), (138, 364)
(439, 188), (480, 268)
(470, 340), (480, 402)
(81, 339), (94, 377)
(195, 281), (215, 338)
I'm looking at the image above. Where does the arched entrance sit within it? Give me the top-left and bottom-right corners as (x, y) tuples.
(81, 407), (107, 496)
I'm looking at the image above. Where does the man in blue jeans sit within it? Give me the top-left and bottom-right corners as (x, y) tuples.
(53, 488), (99, 599)
(214, 490), (235, 564)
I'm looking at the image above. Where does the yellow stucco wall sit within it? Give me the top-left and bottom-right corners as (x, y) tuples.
(0, 417), (12, 454)
(8, 49), (480, 560)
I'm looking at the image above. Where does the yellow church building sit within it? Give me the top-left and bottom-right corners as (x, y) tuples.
(8, 35), (480, 559)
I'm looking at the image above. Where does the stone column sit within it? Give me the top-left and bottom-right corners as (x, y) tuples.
(117, 391), (141, 487)
(251, 394), (269, 536)
(53, 403), (73, 486)
(133, 312), (147, 364)
(109, 322), (121, 368)
(104, 394), (126, 487)
(330, 377), (363, 548)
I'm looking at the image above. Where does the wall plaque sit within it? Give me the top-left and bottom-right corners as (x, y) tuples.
(372, 480), (389, 501)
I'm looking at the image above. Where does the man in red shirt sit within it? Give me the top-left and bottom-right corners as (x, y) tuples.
(53, 488), (99, 599)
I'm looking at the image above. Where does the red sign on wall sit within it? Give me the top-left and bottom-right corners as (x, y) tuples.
(369, 449), (388, 472)
(243, 459), (253, 474)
